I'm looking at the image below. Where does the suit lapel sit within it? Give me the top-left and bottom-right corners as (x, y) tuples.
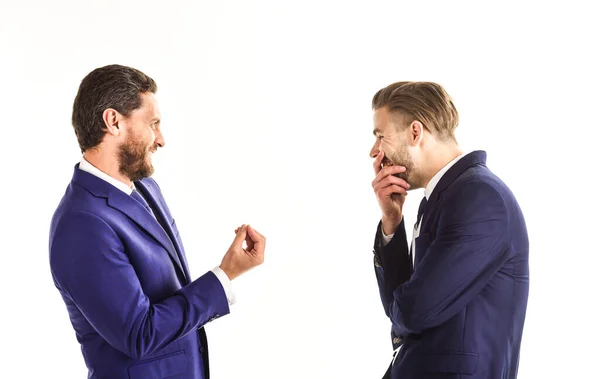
(134, 181), (191, 283)
(71, 165), (188, 283)
(107, 190), (188, 283)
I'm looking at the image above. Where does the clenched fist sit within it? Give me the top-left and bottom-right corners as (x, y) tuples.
(219, 224), (266, 280)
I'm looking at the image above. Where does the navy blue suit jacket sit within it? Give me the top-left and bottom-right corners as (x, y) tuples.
(49, 165), (229, 379)
(374, 151), (529, 379)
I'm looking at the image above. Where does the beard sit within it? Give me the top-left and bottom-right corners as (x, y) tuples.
(118, 133), (154, 182)
(383, 144), (415, 185)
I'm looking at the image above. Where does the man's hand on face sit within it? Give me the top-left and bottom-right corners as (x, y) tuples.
(372, 151), (410, 235)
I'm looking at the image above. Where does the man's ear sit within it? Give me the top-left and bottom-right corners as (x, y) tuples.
(408, 120), (424, 146)
(102, 108), (121, 136)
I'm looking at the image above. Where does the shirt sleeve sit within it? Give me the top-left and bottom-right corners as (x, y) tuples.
(211, 266), (236, 306)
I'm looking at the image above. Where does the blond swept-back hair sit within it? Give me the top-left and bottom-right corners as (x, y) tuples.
(372, 81), (459, 141)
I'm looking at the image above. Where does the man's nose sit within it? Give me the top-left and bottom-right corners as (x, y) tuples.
(370, 141), (380, 158)
(154, 130), (165, 148)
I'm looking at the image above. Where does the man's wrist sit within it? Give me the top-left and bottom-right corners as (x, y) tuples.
(218, 265), (239, 281)
(382, 214), (402, 235)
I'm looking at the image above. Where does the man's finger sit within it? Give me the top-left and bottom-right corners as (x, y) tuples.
(249, 238), (265, 255)
(378, 175), (410, 190)
(373, 151), (384, 175)
(249, 226), (265, 239)
(230, 224), (248, 248)
(372, 165), (406, 188)
(244, 237), (255, 255)
(247, 226), (265, 253)
(247, 225), (262, 242)
(371, 166), (408, 188)
(380, 185), (408, 197)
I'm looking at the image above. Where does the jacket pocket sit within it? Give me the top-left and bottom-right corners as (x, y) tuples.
(128, 350), (187, 379)
(419, 352), (479, 374)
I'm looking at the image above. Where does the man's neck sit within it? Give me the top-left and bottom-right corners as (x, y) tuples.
(421, 144), (463, 189)
(83, 149), (133, 188)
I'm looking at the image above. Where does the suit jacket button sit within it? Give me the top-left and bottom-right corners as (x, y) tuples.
(393, 336), (402, 344)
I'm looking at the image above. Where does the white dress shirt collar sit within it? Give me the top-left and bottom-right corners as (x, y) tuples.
(78, 156), (134, 195)
(424, 151), (468, 200)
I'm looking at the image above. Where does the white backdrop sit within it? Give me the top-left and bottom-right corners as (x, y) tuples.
(0, 1), (598, 378)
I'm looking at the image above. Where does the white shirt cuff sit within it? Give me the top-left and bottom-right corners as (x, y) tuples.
(381, 229), (394, 247)
(211, 266), (236, 306)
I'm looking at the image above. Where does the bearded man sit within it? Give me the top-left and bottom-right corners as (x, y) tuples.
(49, 64), (266, 379)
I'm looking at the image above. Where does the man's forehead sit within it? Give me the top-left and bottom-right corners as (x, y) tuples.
(373, 108), (390, 133)
(373, 107), (408, 132)
(140, 92), (161, 118)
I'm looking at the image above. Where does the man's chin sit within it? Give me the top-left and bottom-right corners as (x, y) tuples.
(125, 166), (154, 182)
(143, 165), (155, 179)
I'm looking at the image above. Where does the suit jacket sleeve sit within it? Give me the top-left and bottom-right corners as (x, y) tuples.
(387, 181), (510, 336)
(50, 211), (230, 359)
(373, 218), (412, 318)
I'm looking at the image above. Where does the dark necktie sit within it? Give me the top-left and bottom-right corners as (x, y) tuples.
(131, 189), (153, 215)
(409, 196), (428, 267)
(416, 196), (427, 226)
